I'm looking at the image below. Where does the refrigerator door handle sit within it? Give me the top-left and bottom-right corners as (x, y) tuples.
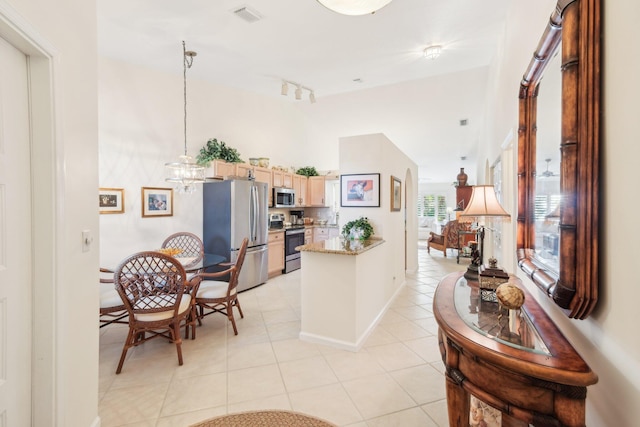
(250, 185), (258, 242)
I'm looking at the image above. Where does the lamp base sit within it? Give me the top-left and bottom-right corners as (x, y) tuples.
(464, 263), (479, 280)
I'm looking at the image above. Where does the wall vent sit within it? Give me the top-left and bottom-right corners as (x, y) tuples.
(232, 5), (262, 23)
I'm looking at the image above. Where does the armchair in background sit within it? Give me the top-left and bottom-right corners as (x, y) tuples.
(427, 220), (470, 257)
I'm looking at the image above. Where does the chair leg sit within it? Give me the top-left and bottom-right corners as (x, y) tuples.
(227, 302), (238, 335)
(172, 323), (184, 366)
(116, 328), (136, 374)
(234, 297), (244, 319)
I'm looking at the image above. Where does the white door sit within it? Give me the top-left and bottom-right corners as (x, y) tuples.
(0, 36), (33, 425)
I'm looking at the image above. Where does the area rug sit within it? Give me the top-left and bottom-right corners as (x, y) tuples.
(190, 410), (337, 427)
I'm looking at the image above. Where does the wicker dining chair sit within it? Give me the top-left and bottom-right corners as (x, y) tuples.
(190, 238), (248, 336)
(113, 251), (197, 374)
(99, 267), (128, 328)
(161, 232), (204, 268)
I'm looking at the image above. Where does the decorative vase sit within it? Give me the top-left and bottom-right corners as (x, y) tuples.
(349, 227), (364, 241)
(457, 167), (468, 187)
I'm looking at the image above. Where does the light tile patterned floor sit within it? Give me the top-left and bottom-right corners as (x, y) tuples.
(98, 247), (464, 426)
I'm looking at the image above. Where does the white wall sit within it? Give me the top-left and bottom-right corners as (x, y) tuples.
(1, 0), (100, 425)
(338, 133), (418, 289)
(98, 57), (317, 265)
(478, 1), (640, 425)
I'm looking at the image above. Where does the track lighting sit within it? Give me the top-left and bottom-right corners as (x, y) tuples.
(280, 79), (316, 103)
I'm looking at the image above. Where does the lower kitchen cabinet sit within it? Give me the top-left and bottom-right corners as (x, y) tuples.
(268, 231), (284, 277)
(304, 227), (313, 244)
(313, 227), (339, 242)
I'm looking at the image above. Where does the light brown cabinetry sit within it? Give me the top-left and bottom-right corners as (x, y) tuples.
(307, 176), (325, 207)
(267, 231), (284, 277)
(205, 160), (237, 180)
(293, 175), (308, 207)
(283, 172), (293, 188)
(304, 228), (313, 245)
(272, 170), (284, 187)
(272, 170), (294, 189)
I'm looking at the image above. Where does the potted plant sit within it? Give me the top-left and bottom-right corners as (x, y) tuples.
(295, 166), (319, 177)
(342, 216), (374, 240)
(196, 138), (243, 165)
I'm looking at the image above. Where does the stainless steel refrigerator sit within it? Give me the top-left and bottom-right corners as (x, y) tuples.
(203, 179), (269, 292)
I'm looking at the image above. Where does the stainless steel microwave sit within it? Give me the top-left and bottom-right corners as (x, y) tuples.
(273, 187), (295, 208)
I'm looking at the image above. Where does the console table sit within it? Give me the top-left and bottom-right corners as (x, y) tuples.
(433, 272), (597, 426)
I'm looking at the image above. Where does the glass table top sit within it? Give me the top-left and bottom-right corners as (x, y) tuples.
(454, 276), (551, 355)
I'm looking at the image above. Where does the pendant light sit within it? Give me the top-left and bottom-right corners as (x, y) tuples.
(316, 0), (393, 16)
(165, 41), (205, 194)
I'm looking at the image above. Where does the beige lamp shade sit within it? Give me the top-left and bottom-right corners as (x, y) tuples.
(460, 185), (510, 218)
(316, 0), (393, 15)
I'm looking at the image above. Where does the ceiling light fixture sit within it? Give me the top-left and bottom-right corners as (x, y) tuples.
(316, 0), (393, 15)
(280, 79), (316, 103)
(423, 45), (442, 60)
(165, 41), (205, 194)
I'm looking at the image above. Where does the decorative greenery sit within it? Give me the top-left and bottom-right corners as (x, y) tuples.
(295, 166), (319, 177)
(342, 216), (374, 240)
(196, 138), (243, 165)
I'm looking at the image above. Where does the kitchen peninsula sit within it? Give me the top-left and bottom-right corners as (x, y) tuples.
(297, 236), (392, 351)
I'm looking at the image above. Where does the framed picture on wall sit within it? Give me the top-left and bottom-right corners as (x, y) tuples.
(99, 188), (125, 214)
(390, 176), (401, 211)
(340, 173), (380, 207)
(141, 187), (173, 217)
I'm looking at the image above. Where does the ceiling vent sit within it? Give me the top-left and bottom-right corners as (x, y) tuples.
(459, 119), (468, 126)
(232, 5), (262, 23)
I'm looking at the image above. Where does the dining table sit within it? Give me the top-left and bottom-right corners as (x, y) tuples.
(102, 252), (227, 275)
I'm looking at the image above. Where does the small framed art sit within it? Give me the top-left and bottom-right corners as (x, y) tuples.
(99, 188), (125, 214)
(391, 176), (401, 211)
(340, 173), (380, 207)
(141, 187), (173, 217)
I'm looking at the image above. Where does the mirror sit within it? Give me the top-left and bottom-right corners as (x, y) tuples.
(534, 49), (561, 273)
(516, 0), (600, 319)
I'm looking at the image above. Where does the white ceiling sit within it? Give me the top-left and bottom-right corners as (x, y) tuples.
(97, 0), (512, 183)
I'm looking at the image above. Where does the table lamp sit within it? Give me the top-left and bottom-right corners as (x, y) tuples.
(459, 185), (510, 279)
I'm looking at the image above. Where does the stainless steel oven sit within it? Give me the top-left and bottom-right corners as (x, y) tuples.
(283, 226), (305, 273)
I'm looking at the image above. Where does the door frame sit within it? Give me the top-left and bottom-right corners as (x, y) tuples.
(0, 3), (60, 423)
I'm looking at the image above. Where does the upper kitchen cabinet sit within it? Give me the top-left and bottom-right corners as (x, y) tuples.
(307, 176), (326, 207)
(236, 163), (273, 206)
(272, 169), (293, 188)
(308, 176), (339, 208)
(293, 174), (308, 207)
(205, 160), (237, 180)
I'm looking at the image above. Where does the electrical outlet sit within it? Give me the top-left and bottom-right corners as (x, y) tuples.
(82, 230), (93, 252)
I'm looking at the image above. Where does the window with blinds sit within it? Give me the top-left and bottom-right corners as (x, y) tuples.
(534, 194), (561, 220)
(418, 194), (447, 221)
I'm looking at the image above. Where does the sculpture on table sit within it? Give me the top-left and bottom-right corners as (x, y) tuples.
(464, 241), (480, 280)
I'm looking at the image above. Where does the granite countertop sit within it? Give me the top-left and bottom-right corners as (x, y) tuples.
(296, 236), (384, 255)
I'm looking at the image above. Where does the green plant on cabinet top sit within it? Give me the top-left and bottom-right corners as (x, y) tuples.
(196, 138), (243, 165)
(342, 216), (374, 240)
(295, 166), (319, 177)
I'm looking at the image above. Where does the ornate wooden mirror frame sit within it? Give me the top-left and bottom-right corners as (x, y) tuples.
(517, 0), (600, 319)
